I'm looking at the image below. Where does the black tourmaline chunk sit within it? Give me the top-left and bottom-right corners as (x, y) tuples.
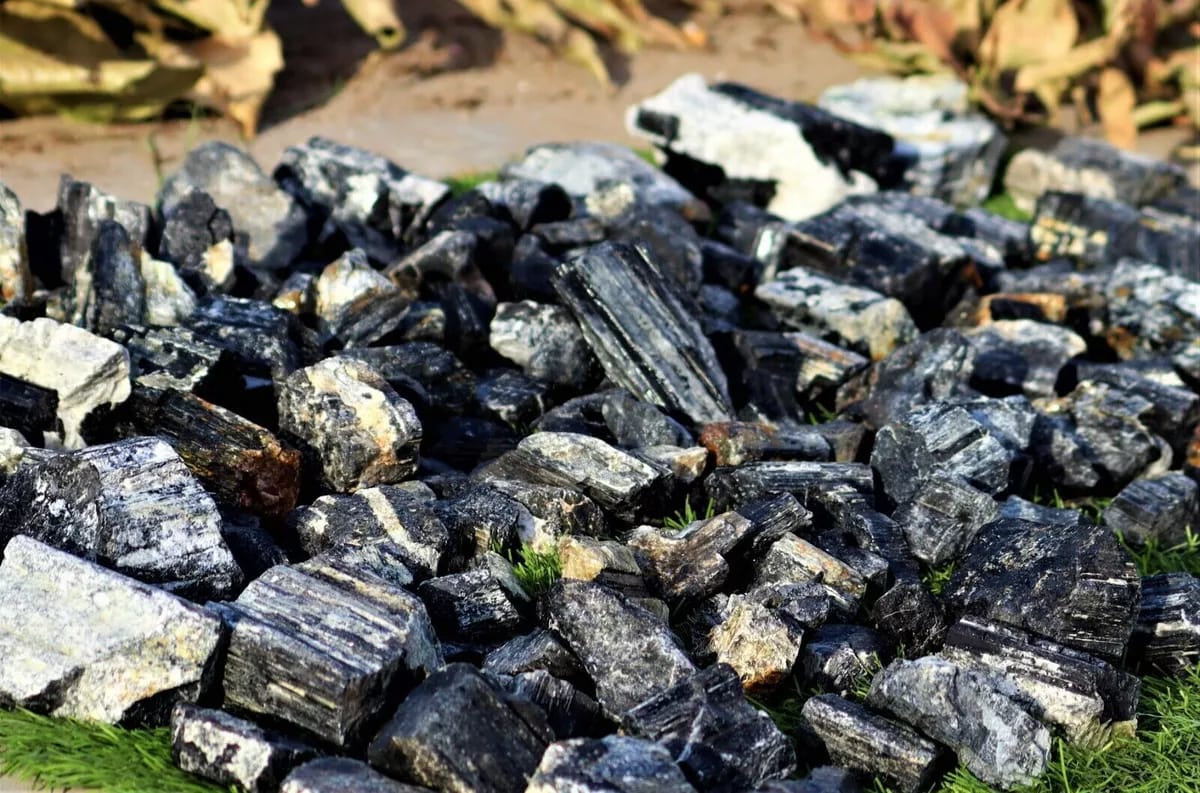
(416, 552), (531, 643)
(525, 735), (696, 793)
(552, 241), (733, 426)
(367, 663), (552, 793)
(1102, 473), (1199, 547)
(281, 758), (428, 793)
(0, 373), (57, 440)
(945, 518), (1141, 662)
(1129, 573), (1200, 676)
(622, 663), (796, 792)
(171, 703), (318, 793)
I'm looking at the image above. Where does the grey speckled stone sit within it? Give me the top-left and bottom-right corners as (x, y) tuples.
(0, 181), (32, 303)
(171, 703), (318, 793)
(489, 301), (597, 389)
(867, 657), (1050, 790)
(281, 758), (430, 793)
(526, 736), (697, 793)
(0, 536), (222, 724)
(0, 436), (241, 599)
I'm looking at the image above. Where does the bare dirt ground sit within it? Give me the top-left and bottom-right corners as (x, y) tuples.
(0, 4), (1195, 793)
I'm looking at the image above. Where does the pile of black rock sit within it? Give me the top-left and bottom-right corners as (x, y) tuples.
(0, 72), (1197, 793)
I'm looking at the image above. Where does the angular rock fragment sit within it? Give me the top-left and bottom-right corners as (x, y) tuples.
(156, 189), (237, 291)
(1003, 136), (1186, 213)
(819, 74), (1003, 205)
(339, 342), (475, 420)
(313, 248), (409, 347)
(0, 373), (57, 441)
(965, 319), (1086, 399)
(501, 141), (706, 220)
(483, 629), (586, 682)
(417, 552), (531, 642)
(1066, 361), (1200, 456)
(629, 511), (752, 602)
(725, 329), (868, 418)
(750, 580), (834, 633)
(58, 176), (153, 291)
(706, 461), (874, 511)
(756, 268), (917, 361)
(0, 436), (241, 598)
(480, 432), (668, 522)
(699, 421), (831, 466)
(945, 518), (1141, 661)
(633, 445), (708, 488)
(872, 402), (1014, 506)
(115, 384), (301, 521)
(159, 142), (308, 270)
(276, 137), (448, 261)
(941, 617), (1140, 740)
(71, 219), (146, 333)
(808, 484), (921, 586)
(893, 474), (999, 566)
(476, 369), (547, 428)
(622, 663), (796, 791)
(556, 535), (655, 605)
(1103, 259), (1200, 359)
(289, 485), (448, 578)
(485, 478), (606, 547)
(799, 624), (891, 693)
(757, 767), (864, 793)
(1130, 573), (1200, 675)
(476, 178), (571, 231)
(0, 537), (222, 723)
(753, 533), (866, 609)
(489, 669), (607, 740)
(0, 182), (32, 303)
(281, 758), (426, 793)
(489, 301), (597, 389)
(734, 492), (814, 558)
(800, 694), (944, 793)
(220, 564), (442, 747)
(526, 735), (696, 793)
(1031, 192), (1199, 279)
(171, 703), (319, 793)
(867, 657), (1051, 790)
(544, 580), (695, 718)
(1103, 473), (1199, 547)
(703, 592), (802, 693)
(367, 663), (551, 793)
(187, 296), (305, 386)
(553, 241), (732, 425)
(872, 582), (947, 657)
(111, 324), (237, 393)
(0, 315), (130, 447)
(628, 74), (894, 220)
(278, 358), (422, 492)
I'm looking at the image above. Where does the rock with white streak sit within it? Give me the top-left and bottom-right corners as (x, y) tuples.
(0, 536), (223, 724)
(525, 736), (697, 793)
(489, 301), (597, 389)
(0, 316), (131, 448)
(0, 436), (242, 599)
(0, 182), (32, 303)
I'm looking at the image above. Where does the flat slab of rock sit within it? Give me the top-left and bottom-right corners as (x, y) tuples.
(544, 580), (695, 719)
(553, 241), (732, 426)
(526, 736), (697, 793)
(622, 663), (796, 792)
(278, 358), (422, 492)
(0, 536), (222, 724)
(867, 657), (1050, 790)
(171, 703), (319, 793)
(0, 315), (130, 448)
(0, 436), (241, 599)
(945, 517), (1141, 662)
(219, 564), (442, 748)
(281, 758), (430, 793)
(367, 663), (551, 793)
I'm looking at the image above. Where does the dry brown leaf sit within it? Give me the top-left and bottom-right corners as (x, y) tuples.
(1013, 36), (1120, 92)
(1098, 67), (1137, 147)
(340, 0), (405, 49)
(978, 0), (1078, 73)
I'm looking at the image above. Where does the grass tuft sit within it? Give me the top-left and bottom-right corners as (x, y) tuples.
(922, 561), (956, 596)
(500, 544), (563, 597)
(0, 708), (232, 793)
(1118, 526), (1200, 578)
(445, 169), (499, 195)
(982, 192), (1033, 223)
(662, 496), (717, 532)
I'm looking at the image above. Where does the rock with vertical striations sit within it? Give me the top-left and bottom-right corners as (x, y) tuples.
(867, 657), (1050, 790)
(1102, 473), (1199, 547)
(489, 301), (598, 389)
(281, 759), (429, 793)
(553, 242), (732, 426)
(526, 736), (697, 793)
(159, 142), (308, 270)
(0, 182), (32, 303)
(479, 432), (668, 522)
(940, 616), (1140, 741)
(416, 552), (531, 643)
(756, 268), (918, 362)
(1129, 573), (1200, 676)
(71, 220), (146, 334)
(544, 580), (695, 719)
(114, 384), (301, 522)
(706, 461), (874, 511)
(276, 137), (448, 262)
(726, 329), (868, 419)
(1065, 361), (1200, 457)
(367, 663), (552, 793)
(0, 536), (223, 724)
(800, 694), (944, 793)
(848, 327), (975, 430)
(488, 669), (607, 740)
(622, 663), (796, 792)
(945, 518), (1141, 662)
(483, 628), (586, 682)
(58, 176), (153, 292)
(278, 358), (422, 492)
(171, 703), (319, 793)
(219, 564), (442, 748)
(0, 316), (130, 448)
(0, 436), (241, 599)
(893, 474), (999, 566)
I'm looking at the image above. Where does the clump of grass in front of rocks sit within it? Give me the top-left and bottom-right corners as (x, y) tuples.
(501, 543), (563, 598)
(922, 561), (956, 596)
(0, 708), (233, 793)
(1118, 526), (1200, 578)
(662, 495), (717, 532)
(445, 169), (500, 195)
